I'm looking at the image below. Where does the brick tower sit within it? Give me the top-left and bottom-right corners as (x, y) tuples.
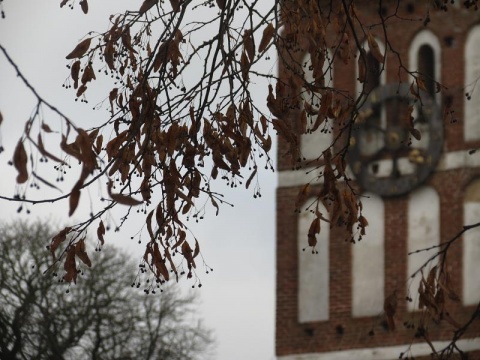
(276, 1), (480, 359)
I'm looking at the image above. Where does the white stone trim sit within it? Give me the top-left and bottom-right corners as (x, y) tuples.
(464, 25), (480, 141)
(276, 338), (480, 360)
(277, 150), (480, 188)
(463, 179), (480, 305)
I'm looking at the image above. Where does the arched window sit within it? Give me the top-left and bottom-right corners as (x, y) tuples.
(463, 179), (480, 305)
(298, 198), (329, 322)
(409, 30), (441, 150)
(300, 50), (333, 161)
(407, 186), (440, 311)
(409, 30), (441, 101)
(464, 25), (480, 141)
(352, 193), (385, 317)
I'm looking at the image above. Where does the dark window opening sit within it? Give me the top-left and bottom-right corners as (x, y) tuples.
(418, 44), (436, 97)
(365, 51), (381, 94)
(364, 51), (382, 122)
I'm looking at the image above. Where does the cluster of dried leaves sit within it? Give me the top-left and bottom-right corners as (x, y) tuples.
(399, 264), (468, 358)
(8, 0), (282, 284)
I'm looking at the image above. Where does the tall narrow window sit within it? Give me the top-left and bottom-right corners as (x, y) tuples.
(409, 30), (441, 150)
(409, 30), (441, 102)
(300, 50), (333, 161)
(365, 51), (382, 94)
(298, 199), (329, 322)
(352, 193), (385, 317)
(464, 26), (480, 141)
(355, 40), (387, 175)
(463, 180), (480, 305)
(418, 45), (436, 97)
(407, 186), (440, 311)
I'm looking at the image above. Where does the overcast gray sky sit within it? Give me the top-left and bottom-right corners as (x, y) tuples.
(0, 1), (277, 359)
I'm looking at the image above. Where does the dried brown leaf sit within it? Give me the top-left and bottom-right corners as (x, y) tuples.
(94, 134), (103, 154)
(182, 241), (196, 269)
(108, 88), (118, 115)
(416, 77), (427, 92)
(75, 239), (91, 267)
(63, 246), (77, 283)
(410, 81), (420, 99)
(79, 0), (88, 14)
(358, 215), (368, 235)
(309, 217), (321, 235)
(427, 265), (437, 290)
(243, 29), (255, 62)
(139, 0), (158, 14)
(37, 134), (64, 163)
(260, 115), (268, 134)
(71, 60), (81, 89)
(81, 63), (96, 85)
(410, 128), (422, 141)
(13, 140), (28, 184)
(211, 197), (219, 216)
(169, 0), (181, 12)
(104, 41), (115, 70)
(41, 122), (53, 133)
(69, 183), (81, 216)
(153, 41), (169, 72)
(258, 23), (275, 53)
(50, 227), (72, 256)
(66, 38), (92, 59)
(384, 290), (398, 331)
(193, 239), (200, 258)
(97, 220), (105, 245)
(121, 27), (137, 54)
(108, 180), (143, 206)
(240, 51), (250, 82)
(367, 32), (384, 64)
(76, 84), (87, 97)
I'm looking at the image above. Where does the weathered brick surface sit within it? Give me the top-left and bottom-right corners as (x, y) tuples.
(276, 1), (480, 357)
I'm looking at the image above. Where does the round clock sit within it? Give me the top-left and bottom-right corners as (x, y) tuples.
(348, 83), (443, 197)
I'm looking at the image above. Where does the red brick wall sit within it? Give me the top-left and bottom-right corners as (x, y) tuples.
(276, 1), (480, 357)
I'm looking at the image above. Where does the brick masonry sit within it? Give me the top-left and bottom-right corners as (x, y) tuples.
(276, 1), (480, 358)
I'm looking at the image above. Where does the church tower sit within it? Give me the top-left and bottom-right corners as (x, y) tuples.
(276, 1), (480, 359)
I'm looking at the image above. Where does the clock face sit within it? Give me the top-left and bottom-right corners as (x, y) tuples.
(348, 83), (443, 197)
